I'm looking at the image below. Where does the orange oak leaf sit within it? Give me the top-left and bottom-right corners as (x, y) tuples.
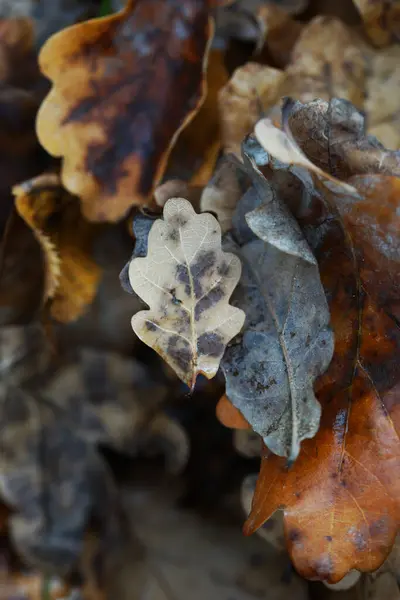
(14, 174), (102, 323)
(36, 0), (213, 222)
(244, 104), (400, 582)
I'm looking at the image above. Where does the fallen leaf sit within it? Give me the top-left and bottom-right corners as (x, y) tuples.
(353, 0), (400, 46)
(219, 62), (286, 156)
(200, 157), (249, 233)
(165, 49), (229, 187)
(129, 197), (245, 388)
(0, 324), (168, 572)
(244, 101), (400, 582)
(221, 174), (334, 459)
(281, 16), (367, 108)
(14, 174), (103, 323)
(36, 0), (213, 222)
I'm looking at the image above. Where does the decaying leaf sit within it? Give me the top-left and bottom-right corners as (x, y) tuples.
(244, 100), (400, 582)
(221, 145), (334, 460)
(0, 323), (171, 572)
(353, 0), (400, 47)
(219, 62), (286, 156)
(129, 198), (245, 388)
(165, 49), (229, 187)
(14, 174), (103, 323)
(36, 0), (213, 222)
(281, 16), (366, 108)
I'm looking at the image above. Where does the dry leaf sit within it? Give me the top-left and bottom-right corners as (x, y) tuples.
(0, 325), (168, 572)
(14, 174), (103, 323)
(129, 197), (245, 388)
(353, 0), (400, 46)
(282, 16), (366, 108)
(36, 0), (213, 222)
(219, 62), (286, 156)
(221, 177), (334, 459)
(244, 101), (400, 582)
(165, 49), (229, 187)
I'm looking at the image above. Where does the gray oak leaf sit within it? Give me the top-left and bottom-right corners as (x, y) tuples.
(222, 221), (333, 462)
(129, 198), (245, 388)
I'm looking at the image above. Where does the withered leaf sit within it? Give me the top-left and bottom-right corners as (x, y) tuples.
(218, 62), (286, 157)
(14, 174), (103, 323)
(36, 0), (213, 222)
(129, 198), (245, 388)
(221, 164), (334, 460)
(244, 101), (400, 582)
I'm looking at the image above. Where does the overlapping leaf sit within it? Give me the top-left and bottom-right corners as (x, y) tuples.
(0, 324), (171, 572)
(221, 143), (334, 461)
(128, 198), (245, 388)
(14, 174), (103, 323)
(243, 99), (400, 582)
(36, 0), (213, 221)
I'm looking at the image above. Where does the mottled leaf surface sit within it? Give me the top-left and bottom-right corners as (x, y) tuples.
(129, 198), (245, 388)
(36, 0), (212, 221)
(0, 324), (169, 572)
(244, 102), (400, 582)
(221, 166), (333, 459)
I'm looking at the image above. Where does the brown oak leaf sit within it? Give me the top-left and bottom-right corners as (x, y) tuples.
(36, 0), (213, 222)
(14, 174), (102, 323)
(243, 99), (400, 582)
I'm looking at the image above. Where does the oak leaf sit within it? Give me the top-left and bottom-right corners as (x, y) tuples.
(36, 0), (213, 222)
(129, 197), (245, 388)
(221, 151), (334, 460)
(13, 174), (103, 323)
(244, 100), (400, 582)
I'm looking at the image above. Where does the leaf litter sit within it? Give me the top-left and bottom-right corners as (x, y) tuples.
(1, 0), (400, 596)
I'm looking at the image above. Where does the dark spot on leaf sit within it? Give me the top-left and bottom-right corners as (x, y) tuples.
(176, 263), (190, 296)
(197, 332), (224, 357)
(191, 250), (216, 298)
(325, 535), (333, 542)
(176, 215), (188, 227)
(168, 229), (179, 243)
(369, 518), (388, 538)
(195, 285), (224, 320)
(145, 320), (157, 332)
(167, 334), (192, 374)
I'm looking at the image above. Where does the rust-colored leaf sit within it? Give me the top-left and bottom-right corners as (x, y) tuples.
(216, 393), (250, 430)
(353, 0), (400, 47)
(244, 101), (400, 583)
(36, 0), (213, 222)
(14, 174), (102, 323)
